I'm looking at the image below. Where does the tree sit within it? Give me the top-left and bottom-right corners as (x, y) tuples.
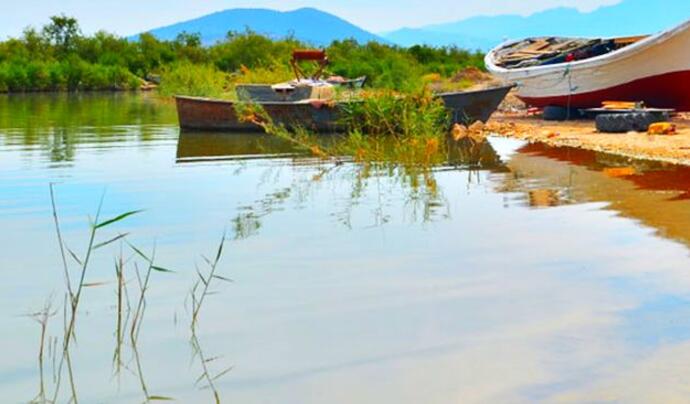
(43, 15), (81, 54)
(22, 27), (50, 58)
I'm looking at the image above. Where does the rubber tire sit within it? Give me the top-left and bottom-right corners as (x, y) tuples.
(543, 106), (582, 121)
(595, 112), (668, 133)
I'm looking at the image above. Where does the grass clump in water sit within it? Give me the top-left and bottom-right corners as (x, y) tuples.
(234, 88), (455, 221)
(235, 87), (451, 167)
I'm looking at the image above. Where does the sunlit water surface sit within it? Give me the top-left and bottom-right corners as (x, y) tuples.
(2, 93), (690, 403)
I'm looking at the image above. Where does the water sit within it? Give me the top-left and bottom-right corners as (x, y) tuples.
(2, 93), (690, 403)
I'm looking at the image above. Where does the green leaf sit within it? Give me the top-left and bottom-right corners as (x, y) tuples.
(82, 281), (109, 288)
(94, 232), (130, 250)
(204, 355), (222, 363)
(127, 242), (150, 262)
(152, 266), (175, 273)
(147, 395), (174, 401)
(196, 266), (208, 286)
(194, 372), (206, 386)
(214, 234), (226, 263)
(94, 210), (143, 229)
(212, 274), (234, 283)
(212, 366), (234, 381)
(66, 246), (83, 265)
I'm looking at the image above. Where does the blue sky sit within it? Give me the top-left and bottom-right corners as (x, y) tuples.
(0, 0), (621, 38)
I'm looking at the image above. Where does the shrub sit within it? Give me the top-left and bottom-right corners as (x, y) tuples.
(158, 62), (228, 97)
(26, 62), (51, 90)
(6, 63), (30, 91)
(339, 88), (449, 138)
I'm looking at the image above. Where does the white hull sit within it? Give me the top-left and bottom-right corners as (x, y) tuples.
(485, 19), (690, 110)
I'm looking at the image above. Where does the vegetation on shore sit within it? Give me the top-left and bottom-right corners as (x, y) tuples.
(2, 15), (490, 174)
(0, 15), (485, 94)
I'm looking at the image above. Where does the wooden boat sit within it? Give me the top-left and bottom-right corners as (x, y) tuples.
(175, 84), (513, 133)
(485, 19), (690, 111)
(175, 96), (344, 132)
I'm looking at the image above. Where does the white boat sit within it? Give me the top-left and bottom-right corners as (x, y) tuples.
(485, 19), (690, 111)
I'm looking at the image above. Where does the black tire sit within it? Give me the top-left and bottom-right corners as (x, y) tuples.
(595, 112), (669, 133)
(543, 106), (582, 121)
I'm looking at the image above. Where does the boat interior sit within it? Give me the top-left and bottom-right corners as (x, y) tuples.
(492, 35), (648, 69)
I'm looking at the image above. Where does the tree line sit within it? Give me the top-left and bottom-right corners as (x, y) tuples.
(0, 15), (486, 93)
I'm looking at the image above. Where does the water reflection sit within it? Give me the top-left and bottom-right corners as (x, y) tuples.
(176, 132), (299, 163)
(5, 94), (690, 403)
(0, 93), (176, 163)
(503, 142), (690, 248)
(176, 133), (511, 236)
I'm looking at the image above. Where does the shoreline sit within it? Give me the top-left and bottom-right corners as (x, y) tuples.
(485, 113), (690, 166)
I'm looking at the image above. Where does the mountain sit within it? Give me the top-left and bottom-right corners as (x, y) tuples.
(138, 7), (385, 46)
(384, 0), (690, 50)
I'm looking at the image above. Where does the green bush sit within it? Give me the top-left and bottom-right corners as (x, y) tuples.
(0, 65), (8, 92)
(26, 62), (50, 90)
(158, 62), (228, 97)
(48, 62), (68, 90)
(6, 63), (30, 91)
(211, 30), (303, 72)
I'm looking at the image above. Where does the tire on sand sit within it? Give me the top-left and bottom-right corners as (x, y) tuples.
(596, 112), (669, 133)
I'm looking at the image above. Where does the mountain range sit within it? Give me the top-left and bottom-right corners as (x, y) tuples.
(385, 0), (690, 50)
(139, 8), (385, 46)
(139, 1), (690, 51)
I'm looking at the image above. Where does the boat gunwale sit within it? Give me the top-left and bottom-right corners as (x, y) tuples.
(485, 18), (690, 77)
(174, 95), (350, 107)
(176, 83), (517, 105)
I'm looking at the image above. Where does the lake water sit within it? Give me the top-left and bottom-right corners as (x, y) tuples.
(2, 93), (690, 403)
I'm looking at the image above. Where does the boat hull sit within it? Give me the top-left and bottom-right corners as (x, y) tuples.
(486, 20), (690, 111)
(519, 70), (690, 110)
(175, 96), (344, 133)
(175, 85), (512, 133)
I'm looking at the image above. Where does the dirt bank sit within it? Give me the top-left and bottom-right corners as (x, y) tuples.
(486, 114), (690, 166)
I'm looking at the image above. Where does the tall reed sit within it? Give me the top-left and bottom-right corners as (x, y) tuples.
(188, 232), (233, 403)
(49, 185), (143, 402)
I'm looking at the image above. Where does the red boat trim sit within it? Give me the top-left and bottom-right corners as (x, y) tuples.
(519, 70), (690, 111)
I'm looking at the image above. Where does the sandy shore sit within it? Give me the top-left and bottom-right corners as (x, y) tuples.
(486, 113), (690, 166)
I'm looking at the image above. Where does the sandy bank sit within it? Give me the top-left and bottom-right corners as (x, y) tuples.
(486, 114), (690, 166)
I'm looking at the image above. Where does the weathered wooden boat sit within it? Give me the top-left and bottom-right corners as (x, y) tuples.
(175, 84), (513, 132)
(486, 19), (690, 111)
(175, 97), (345, 132)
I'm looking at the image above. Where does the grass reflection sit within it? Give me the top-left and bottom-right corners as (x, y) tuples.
(177, 123), (506, 239)
(0, 93), (177, 163)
